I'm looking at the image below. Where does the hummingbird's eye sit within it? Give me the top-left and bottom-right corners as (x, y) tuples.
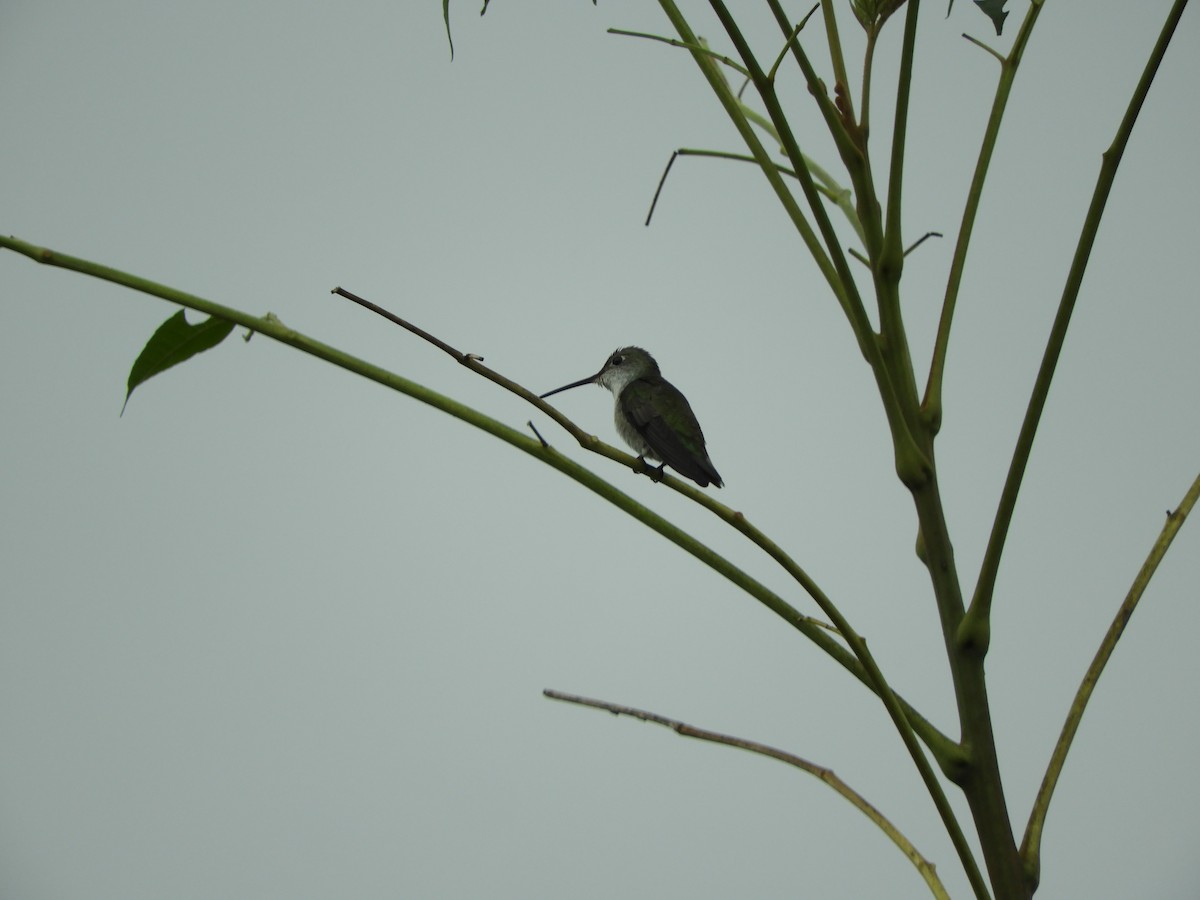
(611, 354), (624, 365)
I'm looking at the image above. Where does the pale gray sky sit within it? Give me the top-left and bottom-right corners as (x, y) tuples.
(2, 2), (1197, 898)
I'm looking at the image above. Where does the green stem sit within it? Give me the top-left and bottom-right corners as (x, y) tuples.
(860, 25), (878, 135)
(922, 2), (1044, 432)
(763, 0), (880, 262)
(820, 0), (854, 120)
(758, 0), (931, 489)
(874, 8), (1029, 895)
(911, 464), (1018, 900)
(724, 499), (962, 768)
(1020, 471), (1200, 890)
(964, 0), (1190, 635)
(715, 1), (929, 492)
(653, 1), (862, 354)
(873, 0), (922, 427)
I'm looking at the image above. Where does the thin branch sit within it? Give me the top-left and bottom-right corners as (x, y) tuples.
(963, 0), (1190, 633)
(765, 0), (879, 258)
(527, 420), (548, 447)
(644, 148), (863, 242)
(608, 27), (749, 77)
(544, 689), (950, 900)
(820, 0), (854, 121)
(704, 0), (875, 352)
(860, 24), (879, 134)
(765, 6), (820, 84)
(661, 7), (830, 268)
(922, 2), (1044, 430)
(655, 0), (874, 369)
(905, 231), (943, 257)
(874, 0), (923, 430)
(1020, 471), (1200, 888)
(760, 0), (933, 492)
(881, 0), (919, 280)
(644, 151), (682, 226)
(333, 287), (552, 411)
(335, 286), (474, 362)
(962, 33), (1006, 64)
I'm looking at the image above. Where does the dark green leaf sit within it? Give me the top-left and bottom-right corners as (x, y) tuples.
(974, 0), (1009, 35)
(946, 0), (1008, 35)
(852, 0), (904, 29)
(122, 310), (235, 414)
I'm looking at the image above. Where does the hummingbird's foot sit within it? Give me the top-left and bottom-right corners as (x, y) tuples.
(636, 457), (666, 483)
(634, 456), (666, 483)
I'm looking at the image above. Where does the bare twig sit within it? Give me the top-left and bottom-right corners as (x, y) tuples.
(904, 231), (943, 257)
(527, 420), (548, 448)
(643, 147), (863, 240)
(544, 689), (949, 900)
(645, 151), (681, 226)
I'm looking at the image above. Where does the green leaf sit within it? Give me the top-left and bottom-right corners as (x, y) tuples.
(122, 310), (235, 414)
(852, 0), (906, 30)
(945, 0), (1008, 35)
(974, 0), (1009, 35)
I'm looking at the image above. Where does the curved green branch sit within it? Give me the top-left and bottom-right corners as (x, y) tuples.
(1019, 471), (1200, 889)
(923, 1), (1045, 431)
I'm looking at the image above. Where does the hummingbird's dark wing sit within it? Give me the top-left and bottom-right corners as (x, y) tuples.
(620, 377), (723, 488)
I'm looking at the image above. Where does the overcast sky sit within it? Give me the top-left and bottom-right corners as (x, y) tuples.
(2, 2), (1198, 898)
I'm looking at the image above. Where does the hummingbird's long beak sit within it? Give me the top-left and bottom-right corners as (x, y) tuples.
(539, 371), (601, 400)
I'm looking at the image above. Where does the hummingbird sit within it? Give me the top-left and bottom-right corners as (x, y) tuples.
(540, 346), (723, 488)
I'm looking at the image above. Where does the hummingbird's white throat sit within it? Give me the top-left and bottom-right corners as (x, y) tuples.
(595, 348), (655, 396)
(596, 364), (641, 396)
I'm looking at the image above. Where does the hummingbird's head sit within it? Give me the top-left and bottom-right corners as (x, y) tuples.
(540, 346), (659, 400)
(595, 346), (659, 395)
